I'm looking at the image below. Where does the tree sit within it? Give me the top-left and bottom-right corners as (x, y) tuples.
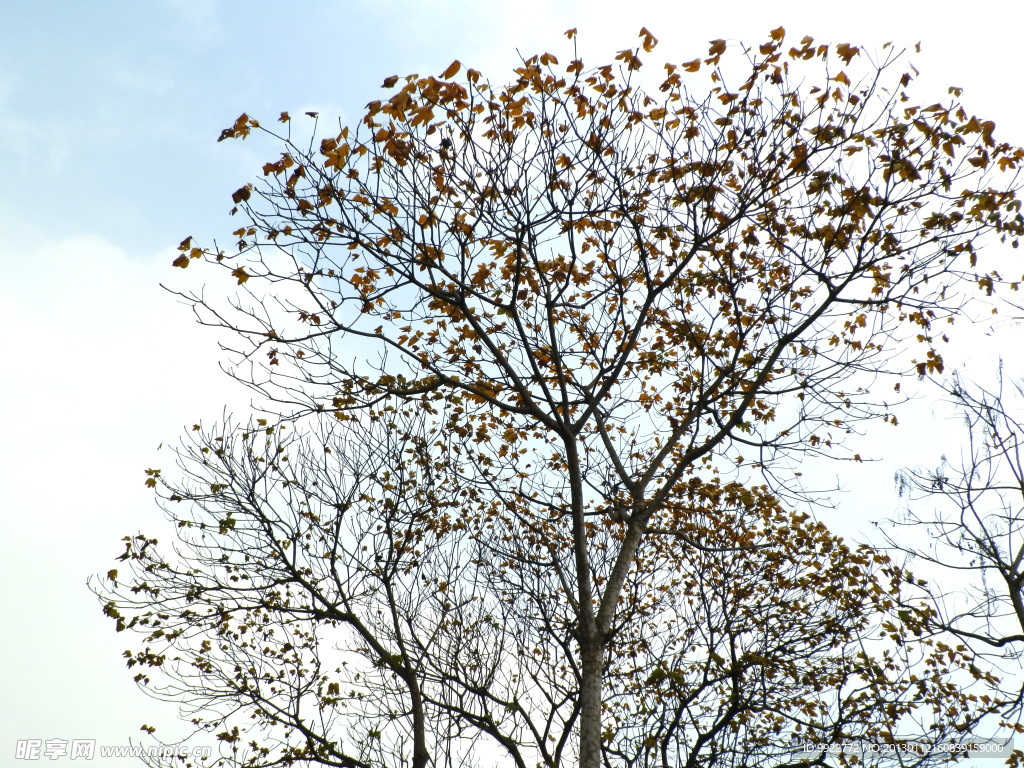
(96, 27), (1024, 768)
(888, 365), (1024, 754)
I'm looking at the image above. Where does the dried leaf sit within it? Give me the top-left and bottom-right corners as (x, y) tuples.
(441, 60), (461, 79)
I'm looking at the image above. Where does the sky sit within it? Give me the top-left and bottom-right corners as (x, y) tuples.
(1, 0), (1023, 764)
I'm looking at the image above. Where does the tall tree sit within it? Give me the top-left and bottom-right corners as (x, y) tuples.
(888, 366), (1024, 756)
(98, 27), (1024, 768)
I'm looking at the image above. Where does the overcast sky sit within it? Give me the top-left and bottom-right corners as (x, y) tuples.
(2, 0), (1022, 763)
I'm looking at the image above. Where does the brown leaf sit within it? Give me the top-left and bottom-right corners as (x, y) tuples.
(441, 60), (461, 79)
(836, 43), (859, 64)
(639, 27), (658, 53)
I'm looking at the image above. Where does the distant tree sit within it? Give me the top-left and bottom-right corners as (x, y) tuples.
(96, 27), (1024, 768)
(889, 366), (1024, 754)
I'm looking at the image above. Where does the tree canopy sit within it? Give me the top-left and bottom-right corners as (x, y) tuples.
(97, 27), (1024, 768)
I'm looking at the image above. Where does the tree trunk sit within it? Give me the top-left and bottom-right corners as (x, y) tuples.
(579, 640), (604, 768)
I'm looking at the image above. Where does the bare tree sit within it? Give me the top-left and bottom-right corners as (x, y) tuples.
(889, 365), (1024, 734)
(96, 26), (1024, 768)
(101, 408), (988, 768)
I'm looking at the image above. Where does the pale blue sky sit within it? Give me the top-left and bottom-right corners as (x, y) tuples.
(2, 0), (1022, 763)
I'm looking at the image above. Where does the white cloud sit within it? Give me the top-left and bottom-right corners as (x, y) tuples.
(0, 232), (242, 756)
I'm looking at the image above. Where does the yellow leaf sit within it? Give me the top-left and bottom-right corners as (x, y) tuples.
(682, 59), (700, 73)
(279, 111), (290, 123)
(708, 39), (726, 57)
(232, 267), (250, 284)
(564, 27), (577, 39)
(217, 113), (252, 142)
(615, 50), (642, 71)
(770, 26), (785, 42)
(441, 60), (461, 79)
(639, 27), (658, 53)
